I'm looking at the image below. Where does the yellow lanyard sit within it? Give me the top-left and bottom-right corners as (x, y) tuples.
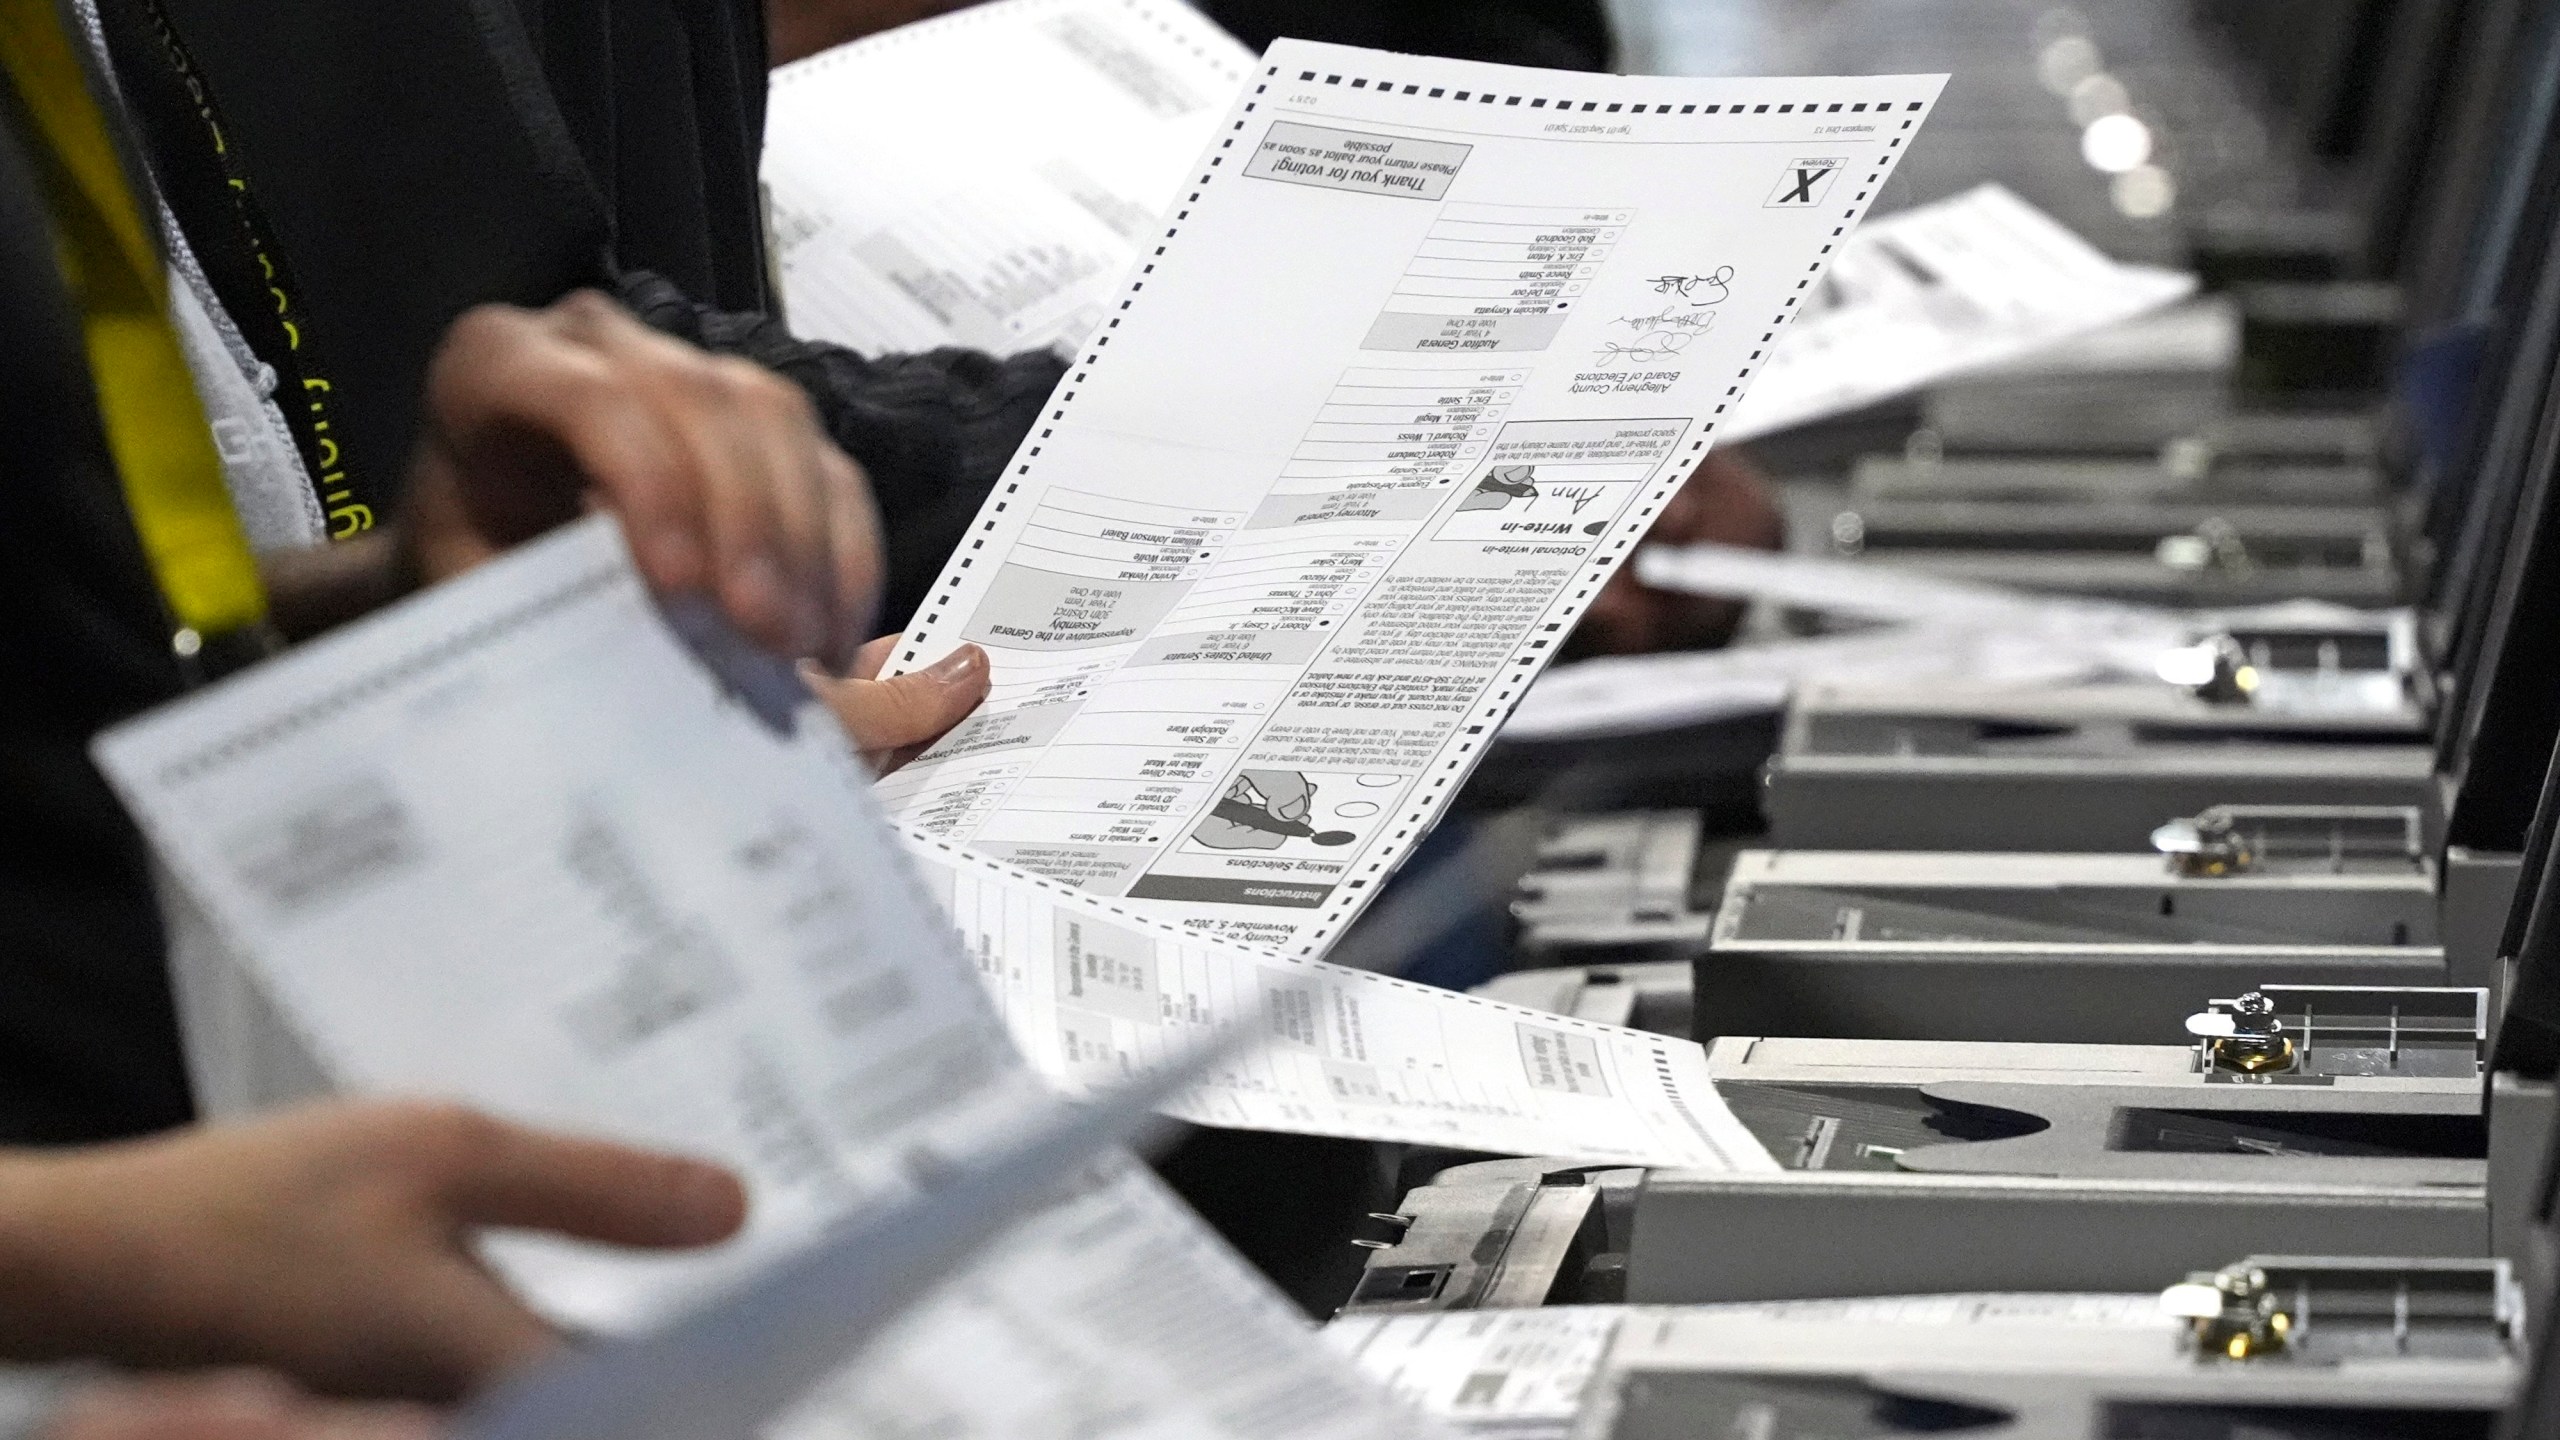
(0, 0), (265, 642)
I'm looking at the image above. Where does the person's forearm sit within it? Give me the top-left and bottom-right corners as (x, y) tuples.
(256, 532), (418, 643)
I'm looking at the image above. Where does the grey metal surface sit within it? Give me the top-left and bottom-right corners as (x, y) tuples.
(1717, 851), (2437, 947)
(2444, 849), (2526, 995)
(1693, 942), (2445, 1045)
(1509, 812), (1712, 959)
(1591, 1366), (2507, 1440)
(1340, 1159), (1642, 1316)
(1586, 1255), (2517, 1439)
(1694, 847), (2446, 1042)
(1623, 1173), (2488, 1303)
(1849, 454), (2387, 506)
(1765, 744), (2435, 853)
(2488, 1075), (2557, 1270)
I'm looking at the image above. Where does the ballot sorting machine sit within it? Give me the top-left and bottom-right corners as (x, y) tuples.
(1333, 846), (2560, 1433)
(1576, 1254), (2531, 1440)
(1731, 0), (2560, 874)
(1293, 7), (2560, 1436)
(1760, 209), (2560, 858)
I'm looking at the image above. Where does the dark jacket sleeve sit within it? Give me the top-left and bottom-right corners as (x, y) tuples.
(616, 270), (1065, 633)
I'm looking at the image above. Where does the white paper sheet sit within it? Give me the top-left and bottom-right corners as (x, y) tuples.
(877, 42), (1945, 954)
(1501, 546), (2409, 740)
(95, 518), (1434, 1440)
(1636, 544), (2380, 629)
(1501, 623), (2119, 742)
(908, 837), (1776, 1170)
(1634, 540), (2142, 627)
(1325, 1295), (2173, 1435)
(465, 1027), (1351, 1440)
(1324, 1308), (1623, 1438)
(1598, 1291), (2185, 1378)
(765, 0), (1253, 356)
(765, 1165), (1426, 1440)
(1723, 184), (2197, 440)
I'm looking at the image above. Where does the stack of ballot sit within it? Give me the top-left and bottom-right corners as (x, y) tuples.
(91, 10), (1980, 1430)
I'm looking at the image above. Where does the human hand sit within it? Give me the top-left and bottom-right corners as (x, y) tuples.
(805, 637), (991, 772)
(0, 1101), (746, 1402)
(404, 291), (882, 669)
(46, 1371), (436, 1440)
(1566, 447), (1784, 657)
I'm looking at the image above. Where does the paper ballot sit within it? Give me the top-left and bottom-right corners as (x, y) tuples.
(908, 838), (1775, 1170)
(1501, 544), (2411, 740)
(1325, 1296), (2175, 1436)
(1635, 540), (2145, 628)
(878, 42), (1947, 954)
(1501, 623), (2119, 742)
(765, 0), (1253, 356)
(465, 1028), (1253, 1440)
(95, 519), (1434, 1440)
(1325, 1308), (1624, 1438)
(1722, 184), (2196, 441)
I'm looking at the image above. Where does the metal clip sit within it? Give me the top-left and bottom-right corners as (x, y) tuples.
(2162, 1262), (2292, 1360)
(2154, 517), (2255, 580)
(2187, 991), (2296, 1074)
(2153, 808), (2254, 877)
(1350, 1212), (1416, 1251)
(2153, 635), (2260, 705)
(2160, 434), (2215, 484)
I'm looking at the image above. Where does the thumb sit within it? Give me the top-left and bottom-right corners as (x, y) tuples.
(384, 1126), (748, 1392)
(812, 644), (991, 768)
(385, 1255), (565, 1398)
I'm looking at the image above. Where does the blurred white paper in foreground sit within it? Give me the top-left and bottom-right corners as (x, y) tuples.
(765, 0), (1253, 356)
(97, 518), (1435, 1440)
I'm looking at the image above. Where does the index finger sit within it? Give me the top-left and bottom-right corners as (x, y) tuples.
(428, 1117), (749, 1251)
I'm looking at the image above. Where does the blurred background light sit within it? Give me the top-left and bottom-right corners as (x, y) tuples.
(2111, 163), (2178, 219)
(2037, 34), (2102, 94)
(2082, 113), (2155, 173)
(2069, 73), (2131, 126)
